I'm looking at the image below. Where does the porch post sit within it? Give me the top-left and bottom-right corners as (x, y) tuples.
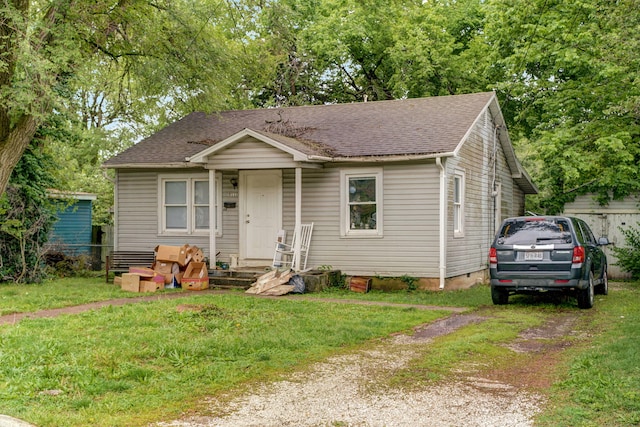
(293, 167), (302, 270)
(209, 168), (217, 266)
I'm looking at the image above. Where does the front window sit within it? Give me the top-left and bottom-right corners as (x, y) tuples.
(164, 181), (188, 230)
(341, 169), (383, 237)
(160, 174), (221, 235)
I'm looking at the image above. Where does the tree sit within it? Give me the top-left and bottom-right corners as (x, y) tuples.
(0, 0), (254, 198)
(484, 0), (640, 213)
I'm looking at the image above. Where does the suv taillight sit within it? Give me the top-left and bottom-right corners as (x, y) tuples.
(489, 247), (497, 265)
(572, 246), (585, 264)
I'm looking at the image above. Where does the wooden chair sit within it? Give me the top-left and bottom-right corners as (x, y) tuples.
(272, 223), (314, 271)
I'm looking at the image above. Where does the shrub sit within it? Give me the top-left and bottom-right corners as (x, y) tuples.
(612, 222), (640, 280)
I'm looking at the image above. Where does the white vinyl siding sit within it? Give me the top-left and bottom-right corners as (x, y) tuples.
(446, 108), (524, 278)
(295, 163), (440, 277)
(206, 139), (301, 169)
(114, 169), (237, 258)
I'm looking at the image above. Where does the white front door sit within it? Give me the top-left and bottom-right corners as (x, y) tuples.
(240, 170), (282, 261)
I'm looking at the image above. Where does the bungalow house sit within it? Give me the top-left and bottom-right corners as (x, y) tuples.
(103, 91), (537, 289)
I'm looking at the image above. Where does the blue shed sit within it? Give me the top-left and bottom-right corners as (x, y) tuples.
(48, 191), (97, 256)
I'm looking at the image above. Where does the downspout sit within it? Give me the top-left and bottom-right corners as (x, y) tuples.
(209, 169), (217, 265)
(113, 171), (119, 251)
(436, 157), (447, 290)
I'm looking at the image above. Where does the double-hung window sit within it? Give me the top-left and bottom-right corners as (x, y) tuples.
(340, 168), (383, 237)
(453, 170), (465, 237)
(160, 173), (221, 235)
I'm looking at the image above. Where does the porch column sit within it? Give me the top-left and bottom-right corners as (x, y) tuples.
(293, 167), (302, 270)
(209, 168), (217, 266)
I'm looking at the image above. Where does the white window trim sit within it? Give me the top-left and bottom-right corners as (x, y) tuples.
(158, 173), (222, 236)
(340, 168), (384, 238)
(453, 170), (465, 238)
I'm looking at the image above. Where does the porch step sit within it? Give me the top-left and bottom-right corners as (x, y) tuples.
(208, 269), (263, 290)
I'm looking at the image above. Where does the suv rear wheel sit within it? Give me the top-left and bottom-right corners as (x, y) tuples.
(577, 271), (595, 309)
(491, 286), (509, 305)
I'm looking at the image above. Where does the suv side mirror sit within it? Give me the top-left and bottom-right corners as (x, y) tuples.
(598, 237), (610, 246)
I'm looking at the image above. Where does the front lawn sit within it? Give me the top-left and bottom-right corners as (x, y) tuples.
(0, 279), (454, 426)
(0, 278), (163, 316)
(1, 278), (638, 426)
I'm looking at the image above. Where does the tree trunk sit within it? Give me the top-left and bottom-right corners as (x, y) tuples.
(0, 115), (39, 197)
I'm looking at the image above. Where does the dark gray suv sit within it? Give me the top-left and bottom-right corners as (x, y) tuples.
(489, 216), (609, 309)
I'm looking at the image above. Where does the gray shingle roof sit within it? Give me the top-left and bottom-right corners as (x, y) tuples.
(103, 92), (497, 167)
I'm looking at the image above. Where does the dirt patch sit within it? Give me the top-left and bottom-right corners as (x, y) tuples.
(391, 313), (488, 344)
(0, 290), (230, 326)
(506, 312), (580, 353)
(483, 311), (584, 392)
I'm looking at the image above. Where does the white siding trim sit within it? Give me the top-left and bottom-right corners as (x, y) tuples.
(453, 169), (466, 238)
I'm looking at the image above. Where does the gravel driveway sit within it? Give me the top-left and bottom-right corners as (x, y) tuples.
(156, 310), (580, 427)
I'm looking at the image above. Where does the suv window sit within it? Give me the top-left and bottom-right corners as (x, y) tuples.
(578, 220), (596, 245)
(572, 218), (585, 244)
(497, 218), (572, 245)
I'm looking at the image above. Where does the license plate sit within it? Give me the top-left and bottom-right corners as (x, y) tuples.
(524, 251), (543, 261)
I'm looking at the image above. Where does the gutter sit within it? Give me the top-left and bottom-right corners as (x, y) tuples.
(436, 156), (447, 290)
(309, 152), (455, 163)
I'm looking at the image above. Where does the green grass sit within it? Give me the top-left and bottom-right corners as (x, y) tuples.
(311, 283), (492, 307)
(0, 278), (162, 316)
(0, 291), (451, 426)
(535, 282), (640, 427)
(1, 278), (639, 426)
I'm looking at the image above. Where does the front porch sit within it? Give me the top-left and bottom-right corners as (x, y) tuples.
(208, 267), (341, 292)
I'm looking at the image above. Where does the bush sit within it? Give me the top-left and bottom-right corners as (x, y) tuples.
(612, 222), (640, 280)
(0, 142), (58, 283)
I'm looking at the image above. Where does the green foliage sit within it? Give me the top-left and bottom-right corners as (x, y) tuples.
(400, 274), (418, 292)
(0, 142), (58, 283)
(536, 282), (640, 426)
(486, 0), (640, 212)
(612, 223), (640, 280)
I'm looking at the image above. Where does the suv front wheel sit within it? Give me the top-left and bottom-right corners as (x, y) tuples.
(596, 268), (609, 295)
(577, 271), (595, 309)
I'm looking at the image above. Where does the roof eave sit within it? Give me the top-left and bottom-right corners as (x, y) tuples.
(102, 162), (200, 169)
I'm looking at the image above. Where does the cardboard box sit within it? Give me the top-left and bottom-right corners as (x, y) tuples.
(155, 245), (188, 266)
(121, 273), (140, 292)
(187, 246), (205, 263)
(114, 276), (122, 286)
(182, 261), (209, 290)
(139, 280), (161, 292)
(128, 266), (155, 277)
(153, 261), (179, 284)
